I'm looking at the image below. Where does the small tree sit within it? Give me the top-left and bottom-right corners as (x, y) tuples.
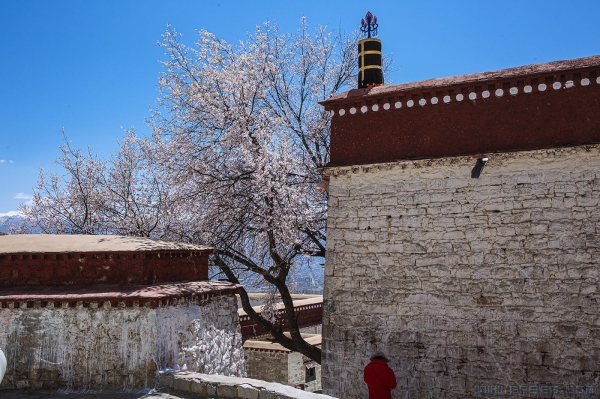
(21, 19), (359, 364)
(19, 131), (177, 238)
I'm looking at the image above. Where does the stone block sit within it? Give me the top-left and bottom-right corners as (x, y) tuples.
(158, 372), (174, 388)
(205, 383), (218, 396)
(190, 379), (209, 396)
(238, 383), (261, 399)
(217, 382), (239, 397)
(173, 377), (191, 392)
(15, 380), (30, 389)
(259, 390), (278, 399)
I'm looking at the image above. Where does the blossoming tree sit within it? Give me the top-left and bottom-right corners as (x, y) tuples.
(21, 19), (358, 364)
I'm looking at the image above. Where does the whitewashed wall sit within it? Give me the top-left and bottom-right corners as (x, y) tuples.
(0, 295), (245, 390)
(322, 145), (600, 399)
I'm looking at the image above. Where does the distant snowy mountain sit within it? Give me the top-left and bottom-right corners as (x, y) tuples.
(0, 214), (40, 234)
(0, 214), (19, 233)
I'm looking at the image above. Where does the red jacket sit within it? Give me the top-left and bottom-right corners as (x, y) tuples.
(363, 359), (397, 399)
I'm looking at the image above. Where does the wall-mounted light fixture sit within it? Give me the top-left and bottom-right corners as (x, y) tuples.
(471, 157), (489, 178)
(316, 176), (330, 192)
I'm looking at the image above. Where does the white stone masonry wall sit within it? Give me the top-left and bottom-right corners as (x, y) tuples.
(323, 145), (600, 399)
(244, 348), (321, 392)
(0, 295), (245, 390)
(287, 351), (322, 392)
(244, 349), (289, 384)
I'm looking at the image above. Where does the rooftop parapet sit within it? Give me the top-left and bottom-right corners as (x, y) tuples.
(0, 234), (212, 286)
(320, 54), (600, 167)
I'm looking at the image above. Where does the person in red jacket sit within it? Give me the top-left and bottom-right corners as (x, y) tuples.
(363, 351), (397, 399)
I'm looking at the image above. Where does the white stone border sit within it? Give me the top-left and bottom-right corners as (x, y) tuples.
(320, 144), (600, 176)
(335, 75), (598, 117)
(159, 371), (338, 399)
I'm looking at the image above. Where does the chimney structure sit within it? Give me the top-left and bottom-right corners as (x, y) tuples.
(358, 11), (384, 89)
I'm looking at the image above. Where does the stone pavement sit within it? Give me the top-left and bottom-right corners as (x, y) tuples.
(0, 389), (203, 399)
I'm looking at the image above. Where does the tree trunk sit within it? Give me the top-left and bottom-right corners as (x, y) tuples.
(216, 254), (322, 363)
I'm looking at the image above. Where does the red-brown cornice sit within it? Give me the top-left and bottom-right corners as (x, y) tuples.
(320, 54), (600, 111)
(321, 54), (600, 167)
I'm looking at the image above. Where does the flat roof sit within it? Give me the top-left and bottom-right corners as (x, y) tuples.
(0, 281), (241, 308)
(238, 295), (323, 317)
(0, 234), (212, 254)
(243, 333), (322, 352)
(244, 293), (321, 300)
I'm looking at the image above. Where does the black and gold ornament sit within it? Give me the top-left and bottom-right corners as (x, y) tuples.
(358, 11), (384, 89)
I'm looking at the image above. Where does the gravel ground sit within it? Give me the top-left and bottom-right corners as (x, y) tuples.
(0, 390), (203, 399)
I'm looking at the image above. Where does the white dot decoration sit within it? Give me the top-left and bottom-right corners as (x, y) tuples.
(309, 75), (598, 122)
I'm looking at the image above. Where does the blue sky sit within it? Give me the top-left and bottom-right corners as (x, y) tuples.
(1, 0), (599, 215)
